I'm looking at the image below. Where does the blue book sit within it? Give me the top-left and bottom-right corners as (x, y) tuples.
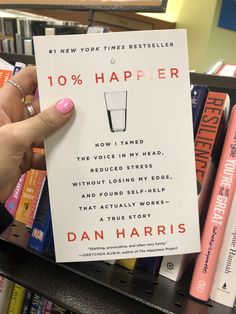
(27, 178), (54, 253)
(135, 256), (163, 274)
(218, 0), (236, 31)
(21, 290), (34, 314)
(191, 85), (209, 137)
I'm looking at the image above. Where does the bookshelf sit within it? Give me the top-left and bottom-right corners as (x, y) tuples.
(0, 50), (236, 313)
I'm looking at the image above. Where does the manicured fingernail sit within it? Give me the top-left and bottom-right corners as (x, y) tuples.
(56, 98), (74, 114)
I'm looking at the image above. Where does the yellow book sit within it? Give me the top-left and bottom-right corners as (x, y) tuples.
(116, 258), (136, 271)
(7, 283), (26, 314)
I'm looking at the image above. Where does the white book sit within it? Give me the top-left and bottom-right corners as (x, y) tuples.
(159, 253), (192, 282)
(23, 38), (33, 55)
(34, 29), (200, 263)
(0, 276), (14, 314)
(210, 192), (236, 308)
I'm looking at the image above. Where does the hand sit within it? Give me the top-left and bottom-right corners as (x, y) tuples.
(0, 66), (75, 202)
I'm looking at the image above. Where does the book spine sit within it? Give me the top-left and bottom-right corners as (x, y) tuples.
(0, 276), (14, 314)
(15, 169), (46, 224)
(189, 105), (236, 301)
(0, 69), (13, 87)
(159, 254), (192, 281)
(4, 174), (26, 217)
(28, 293), (41, 314)
(27, 179), (53, 252)
(42, 299), (53, 314)
(194, 92), (230, 190)
(21, 290), (34, 314)
(210, 191), (236, 307)
(7, 283), (26, 314)
(116, 258), (136, 271)
(191, 85), (209, 137)
(135, 256), (162, 274)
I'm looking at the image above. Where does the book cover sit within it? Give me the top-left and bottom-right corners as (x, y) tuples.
(189, 105), (236, 301)
(27, 179), (54, 253)
(210, 191), (236, 307)
(34, 29), (200, 263)
(0, 276), (14, 314)
(7, 283), (26, 314)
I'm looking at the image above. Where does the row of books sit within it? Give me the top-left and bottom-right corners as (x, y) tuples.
(0, 59), (236, 309)
(0, 274), (75, 314)
(0, 10), (88, 55)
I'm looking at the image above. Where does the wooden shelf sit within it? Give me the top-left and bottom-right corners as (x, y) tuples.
(0, 0), (168, 13)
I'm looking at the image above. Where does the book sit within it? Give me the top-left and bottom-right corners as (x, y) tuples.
(116, 258), (136, 271)
(7, 283), (26, 314)
(28, 293), (43, 313)
(189, 105), (236, 302)
(15, 169), (46, 225)
(159, 90), (229, 283)
(195, 91), (230, 194)
(27, 179), (54, 253)
(4, 174), (26, 217)
(191, 85), (209, 137)
(0, 275), (14, 314)
(21, 290), (34, 314)
(34, 29), (200, 263)
(42, 299), (53, 314)
(135, 256), (162, 274)
(210, 191), (236, 307)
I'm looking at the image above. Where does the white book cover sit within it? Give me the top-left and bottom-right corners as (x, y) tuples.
(34, 29), (200, 262)
(210, 192), (236, 307)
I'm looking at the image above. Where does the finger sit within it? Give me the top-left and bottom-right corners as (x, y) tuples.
(0, 67), (37, 122)
(16, 98), (75, 145)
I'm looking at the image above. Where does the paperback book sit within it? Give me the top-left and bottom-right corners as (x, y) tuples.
(34, 29), (200, 262)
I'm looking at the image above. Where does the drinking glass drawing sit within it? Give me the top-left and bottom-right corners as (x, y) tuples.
(104, 91), (127, 132)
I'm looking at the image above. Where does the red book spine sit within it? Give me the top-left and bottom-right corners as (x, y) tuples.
(189, 105), (236, 301)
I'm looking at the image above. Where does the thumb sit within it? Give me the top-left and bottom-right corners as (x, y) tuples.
(17, 98), (75, 145)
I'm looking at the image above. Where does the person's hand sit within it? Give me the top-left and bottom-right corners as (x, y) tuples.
(0, 66), (75, 202)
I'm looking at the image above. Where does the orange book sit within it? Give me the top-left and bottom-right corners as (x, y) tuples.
(0, 69), (12, 87)
(15, 169), (46, 225)
(189, 105), (236, 301)
(195, 91), (230, 192)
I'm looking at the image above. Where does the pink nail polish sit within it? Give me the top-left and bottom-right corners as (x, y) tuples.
(56, 98), (74, 114)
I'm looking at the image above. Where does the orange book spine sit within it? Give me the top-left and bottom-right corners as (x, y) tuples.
(0, 69), (12, 87)
(15, 169), (46, 225)
(194, 91), (229, 190)
(189, 105), (236, 301)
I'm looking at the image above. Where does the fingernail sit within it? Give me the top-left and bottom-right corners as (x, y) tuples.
(56, 98), (74, 114)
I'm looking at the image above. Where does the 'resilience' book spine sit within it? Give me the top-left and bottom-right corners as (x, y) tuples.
(189, 105), (236, 301)
(210, 191), (236, 307)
